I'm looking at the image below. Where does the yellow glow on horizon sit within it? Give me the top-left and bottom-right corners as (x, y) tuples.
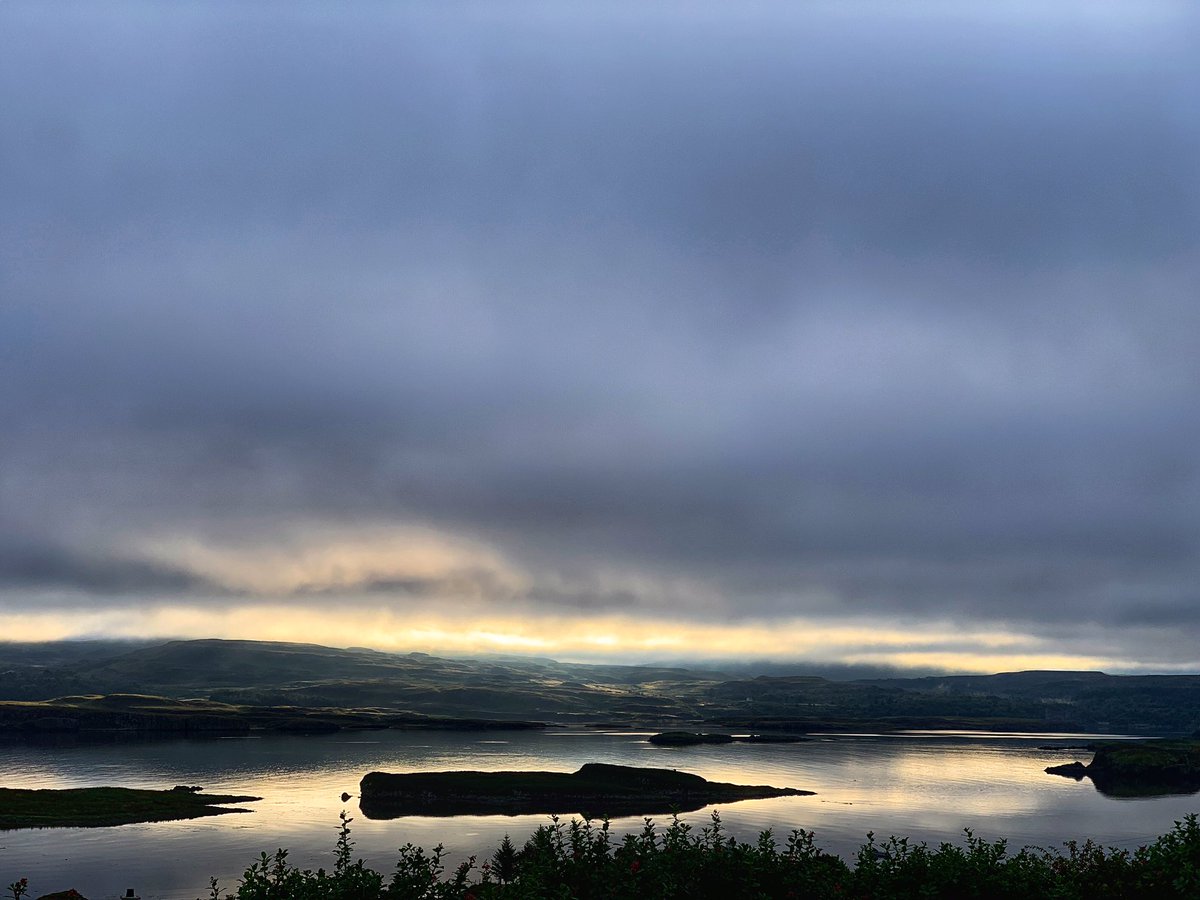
(842, 650), (1117, 673)
(0, 602), (1175, 674)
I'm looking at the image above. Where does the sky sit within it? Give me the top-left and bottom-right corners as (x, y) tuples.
(2, 1), (1199, 673)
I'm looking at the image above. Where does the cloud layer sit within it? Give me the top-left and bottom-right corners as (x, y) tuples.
(2, 1), (1198, 670)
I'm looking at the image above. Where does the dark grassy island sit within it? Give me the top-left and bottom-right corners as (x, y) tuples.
(1046, 739), (1200, 797)
(0, 786), (259, 829)
(358, 762), (812, 818)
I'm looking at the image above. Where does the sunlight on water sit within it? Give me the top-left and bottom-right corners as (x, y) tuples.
(2, 731), (1198, 899)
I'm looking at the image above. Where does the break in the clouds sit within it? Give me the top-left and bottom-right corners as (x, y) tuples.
(2, 1), (1199, 671)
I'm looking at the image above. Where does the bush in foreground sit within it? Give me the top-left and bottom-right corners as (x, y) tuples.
(191, 810), (1200, 900)
(12, 811), (1200, 899)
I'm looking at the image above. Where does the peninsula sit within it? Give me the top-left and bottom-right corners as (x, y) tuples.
(0, 786), (260, 829)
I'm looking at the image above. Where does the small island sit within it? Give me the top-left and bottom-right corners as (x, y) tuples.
(1046, 739), (1200, 798)
(0, 786), (261, 829)
(648, 731), (736, 745)
(358, 762), (813, 818)
(648, 731), (808, 746)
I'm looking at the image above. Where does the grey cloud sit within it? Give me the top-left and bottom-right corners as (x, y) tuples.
(302, 569), (519, 603)
(1, 2), (1199, 662)
(0, 539), (213, 597)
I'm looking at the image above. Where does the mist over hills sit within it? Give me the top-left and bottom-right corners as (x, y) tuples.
(3, 639), (1200, 734)
(0, 639), (721, 723)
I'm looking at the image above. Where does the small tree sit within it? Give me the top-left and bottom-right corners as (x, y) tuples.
(490, 835), (518, 884)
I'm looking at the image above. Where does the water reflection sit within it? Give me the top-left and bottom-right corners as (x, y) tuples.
(1092, 780), (1200, 800)
(2, 731), (1198, 900)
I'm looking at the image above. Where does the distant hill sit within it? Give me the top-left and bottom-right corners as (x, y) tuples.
(0, 639), (723, 721)
(0, 639), (159, 700)
(0, 639), (158, 667)
(3, 639), (1199, 733)
(861, 670), (1200, 734)
(73, 639), (426, 689)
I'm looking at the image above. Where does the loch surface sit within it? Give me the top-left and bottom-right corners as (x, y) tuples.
(1, 730), (1194, 899)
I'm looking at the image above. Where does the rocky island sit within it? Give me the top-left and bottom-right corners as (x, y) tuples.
(1046, 739), (1200, 797)
(358, 762), (813, 818)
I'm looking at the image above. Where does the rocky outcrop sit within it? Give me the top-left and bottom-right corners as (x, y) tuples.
(1045, 761), (1088, 779)
(1046, 740), (1200, 797)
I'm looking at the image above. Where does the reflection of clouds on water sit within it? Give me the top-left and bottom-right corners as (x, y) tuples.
(5, 729), (1198, 899)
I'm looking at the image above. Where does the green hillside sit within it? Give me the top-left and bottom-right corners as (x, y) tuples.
(5, 639), (1200, 733)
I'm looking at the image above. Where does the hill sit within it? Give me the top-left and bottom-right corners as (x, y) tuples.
(0, 639), (722, 722)
(862, 670), (1200, 733)
(4, 639), (1200, 733)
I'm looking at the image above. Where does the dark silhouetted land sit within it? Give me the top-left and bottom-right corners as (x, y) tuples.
(358, 762), (813, 818)
(0, 693), (547, 741)
(0, 786), (259, 829)
(6, 639), (1200, 735)
(1046, 739), (1200, 797)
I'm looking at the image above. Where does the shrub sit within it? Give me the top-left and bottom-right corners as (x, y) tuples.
(20, 811), (1200, 899)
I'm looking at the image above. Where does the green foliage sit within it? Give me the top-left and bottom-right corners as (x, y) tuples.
(491, 836), (519, 884)
(180, 811), (1200, 900)
(208, 812), (385, 900)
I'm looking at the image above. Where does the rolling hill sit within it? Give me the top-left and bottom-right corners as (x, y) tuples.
(4, 639), (1200, 733)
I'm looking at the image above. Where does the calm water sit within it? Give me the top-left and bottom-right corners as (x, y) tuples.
(2, 730), (1197, 899)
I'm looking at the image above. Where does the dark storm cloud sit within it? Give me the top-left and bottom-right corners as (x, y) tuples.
(0, 536), (211, 596)
(2, 2), (1199, 662)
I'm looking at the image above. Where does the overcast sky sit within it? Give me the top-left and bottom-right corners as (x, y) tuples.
(2, 1), (1198, 671)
